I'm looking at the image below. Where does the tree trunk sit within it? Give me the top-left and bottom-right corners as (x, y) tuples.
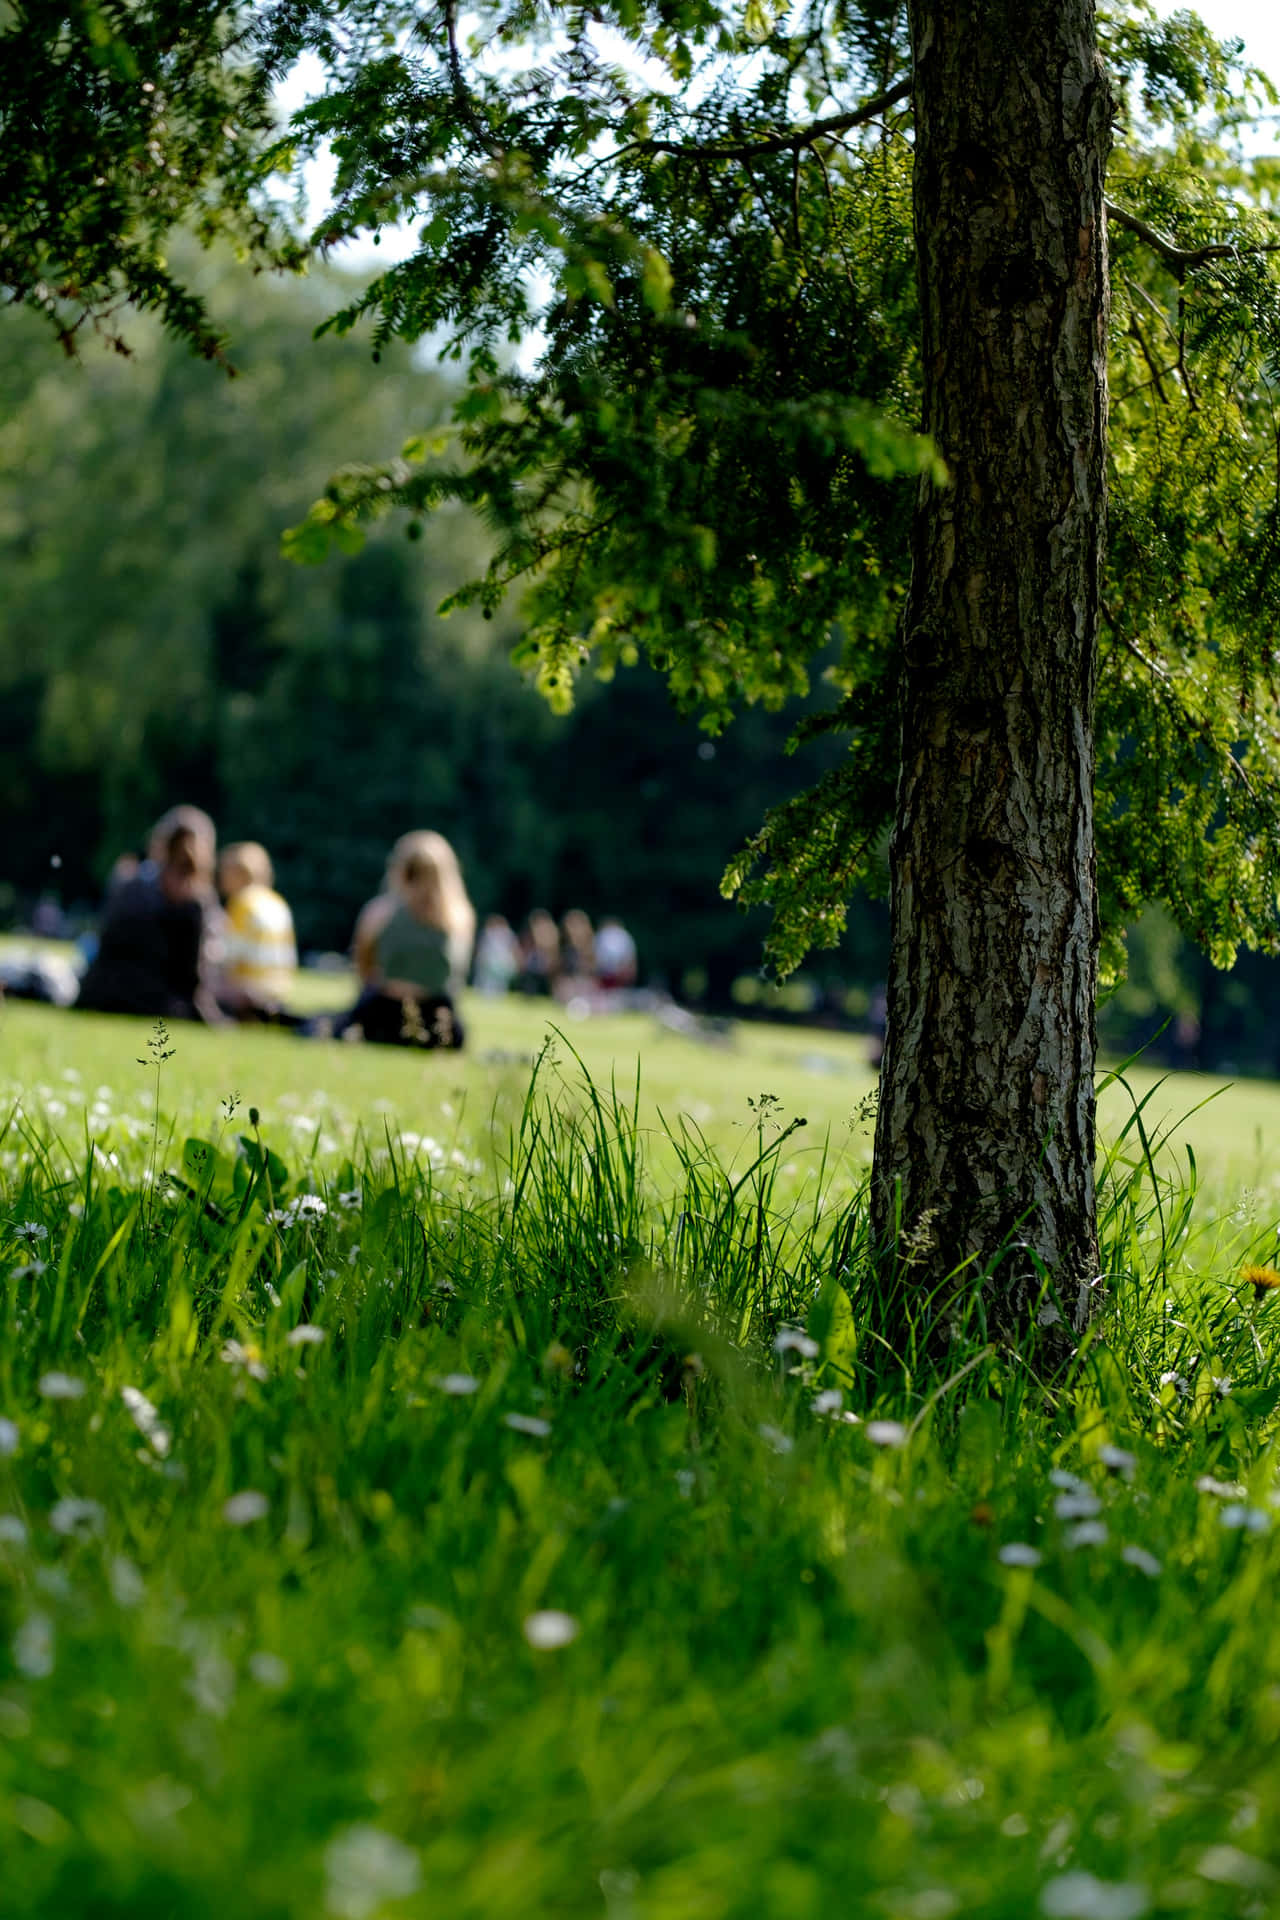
(870, 0), (1113, 1345)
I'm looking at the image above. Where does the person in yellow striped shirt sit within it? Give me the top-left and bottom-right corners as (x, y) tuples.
(217, 841), (297, 1016)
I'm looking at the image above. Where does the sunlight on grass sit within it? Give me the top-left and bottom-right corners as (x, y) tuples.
(3, 999), (1280, 1915)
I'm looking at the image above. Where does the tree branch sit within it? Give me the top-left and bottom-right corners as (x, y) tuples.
(443, 0), (497, 156)
(1124, 304), (1169, 406)
(637, 75), (912, 164)
(1106, 200), (1280, 276)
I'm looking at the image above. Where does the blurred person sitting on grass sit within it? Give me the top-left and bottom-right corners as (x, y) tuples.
(217, 840), (298, 1021)
(333, 830), (475, 1048)
(517, 908), (560, 996)
(594, 916), (638, 992)
(555, 909), (596, 999)
(76, 805), (225, 1023)
(472, 913), (521, 995)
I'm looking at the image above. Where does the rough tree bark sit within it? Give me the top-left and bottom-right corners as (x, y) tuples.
(870, 0), (1114, 1343)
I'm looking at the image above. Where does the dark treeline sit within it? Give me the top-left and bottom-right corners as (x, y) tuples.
(0, 253), (886, 1003)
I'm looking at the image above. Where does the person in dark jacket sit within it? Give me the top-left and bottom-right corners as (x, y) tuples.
(76, 806), (224, 1022)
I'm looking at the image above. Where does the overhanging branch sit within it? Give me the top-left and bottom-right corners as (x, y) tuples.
(636, 74), (911, 164)
(1107, 199), (1280, 275)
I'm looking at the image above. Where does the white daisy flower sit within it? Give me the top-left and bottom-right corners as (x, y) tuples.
(120, 1386), (171, 1457)
(398, 1134), (445, 1168)
(220, 1341), (269, 1383)
(109, 1557), (145, 1608)
(249, 1650), (290, 1690)
(998, 1543), (1041, 1568)
(1196, 1475), (1245, 1499)
(773, 1327), (819, 1359)
(37, 1373), (85, 1402)
(269, 1194), (329, 1229)
(222, 1490), (270, 1527)
(1054, 1490), (1101, 1521)
(1221, 1504), (1269, 1533)
(49, 1497), (106, 1538)
(325, 1824), (420, 1920)
(522, 1610), (579, 1650)
(1039, 1871), (1148, 1919)
(12, 1612), (54, 1678)
(502, 1412), (552, 1437)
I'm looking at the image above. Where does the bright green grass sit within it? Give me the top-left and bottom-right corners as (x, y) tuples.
(4, 998), (1280, 1916)
(4, 922), (1279, 1185)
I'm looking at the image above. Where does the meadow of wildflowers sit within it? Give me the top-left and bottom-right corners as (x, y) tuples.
(4, 1000), (1280, 1915)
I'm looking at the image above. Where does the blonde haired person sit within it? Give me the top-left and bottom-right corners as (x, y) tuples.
(218, 841), (298, 1016)
(340, 830), (475, 1047)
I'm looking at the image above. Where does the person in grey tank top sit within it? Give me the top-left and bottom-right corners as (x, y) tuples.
(332, 831), (476, 1047)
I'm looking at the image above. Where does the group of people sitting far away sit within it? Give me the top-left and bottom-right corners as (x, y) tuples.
(32, 805), (636, 1050)
(472, 906), (637, 1002)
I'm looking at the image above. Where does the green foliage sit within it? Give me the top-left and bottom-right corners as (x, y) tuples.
(1100, 117), (1280, 978)
(267, 1), (1280, 978)
(265, 0), (927, 950)
(0, 263), (894, 987)
(5, 1011), (1280, 1909)
(12, 0), (1280, 989)
(0, 0), (300, 359)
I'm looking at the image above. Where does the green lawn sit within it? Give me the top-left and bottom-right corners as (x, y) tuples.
(4, 994), (1280, 1916)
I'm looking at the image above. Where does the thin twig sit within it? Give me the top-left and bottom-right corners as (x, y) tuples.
(1125, 274), (1178, 344)
(1175, 298), (1199, 411)
(443, 0), (497, 156)
(1125, 308), (1170, 405)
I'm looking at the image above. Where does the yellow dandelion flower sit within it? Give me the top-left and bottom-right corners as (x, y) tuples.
(1242, 1264), (1280, 1302)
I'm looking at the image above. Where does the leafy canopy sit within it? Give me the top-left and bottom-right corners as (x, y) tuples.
(0, 0), (300, 358)
(261, 1), (1280, 978)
